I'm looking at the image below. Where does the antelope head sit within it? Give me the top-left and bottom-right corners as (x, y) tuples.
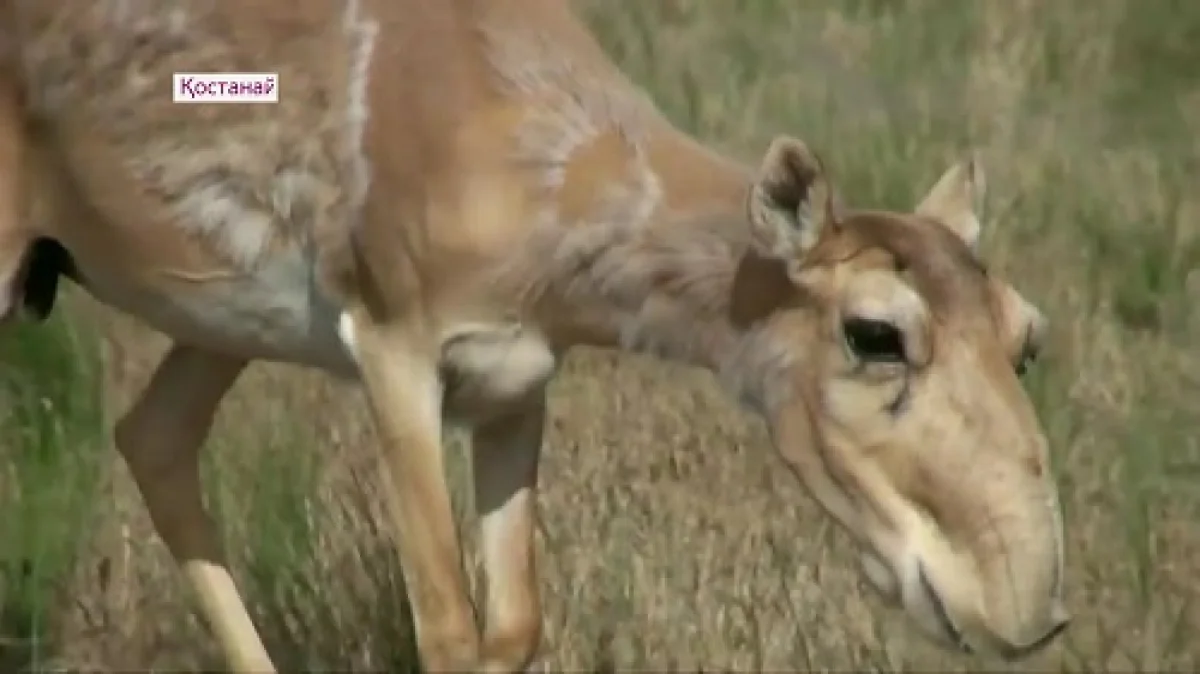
(731, 136), (1067, 659)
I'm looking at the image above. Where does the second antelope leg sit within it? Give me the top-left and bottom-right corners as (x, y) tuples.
(114, 345), (276, 672)
(472, 400), (547, 672)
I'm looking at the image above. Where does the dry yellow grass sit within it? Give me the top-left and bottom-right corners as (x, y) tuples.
(3, 0), (1199, 671)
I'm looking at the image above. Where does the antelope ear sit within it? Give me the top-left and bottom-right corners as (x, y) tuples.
(746, 135), (839, 261)
(915, 152), (986, 250)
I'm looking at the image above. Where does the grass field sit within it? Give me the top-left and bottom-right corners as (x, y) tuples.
(2, 0), (1199, 670)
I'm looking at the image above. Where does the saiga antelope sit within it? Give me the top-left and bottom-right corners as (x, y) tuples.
(0, 0), (1070, 670)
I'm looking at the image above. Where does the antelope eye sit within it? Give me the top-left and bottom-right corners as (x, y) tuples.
(843, 317), (906, 364)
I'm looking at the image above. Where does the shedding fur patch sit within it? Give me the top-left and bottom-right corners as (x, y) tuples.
(500, 207), (797, 413)
(480, 24), (662, 231)
(340, 0), (378, 217)
(311, 0), (379, 299)
(16, 0), (372, 273)
(127, 140), (335, 269)
(477, 23), (794, 410)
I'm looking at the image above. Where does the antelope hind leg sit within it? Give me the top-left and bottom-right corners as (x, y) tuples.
(114, 345), (276, 672)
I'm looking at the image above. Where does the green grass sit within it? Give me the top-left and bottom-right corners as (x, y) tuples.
(3, 0), (1199, 670)
(0, 315), (104, 671)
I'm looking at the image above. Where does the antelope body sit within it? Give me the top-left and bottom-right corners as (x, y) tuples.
(0, 0), (1070, 670)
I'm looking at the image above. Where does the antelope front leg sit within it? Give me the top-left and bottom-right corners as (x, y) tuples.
(472, 400), (547, 672)
(351, 317), (481, 670)
(113, 345), (275, 672)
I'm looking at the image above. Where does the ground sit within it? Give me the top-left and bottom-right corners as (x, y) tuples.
(2, 0), (1199, 671)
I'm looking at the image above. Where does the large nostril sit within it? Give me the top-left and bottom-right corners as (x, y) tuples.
(1000, 610), (1071, 661)
(917, 561), (971, 654)
(1034, 612), (1070, 649)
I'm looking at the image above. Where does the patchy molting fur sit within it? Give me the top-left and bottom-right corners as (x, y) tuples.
(497, 207), (800, 417)
(3, 0), (383, 375)
(478, 23), (796, 415)
(316, 0), (378, 300)
(12, 0), (375, 274)
(479, 22), (663, 236)
(15, 0), (797, 410)
(340, 0), (377, 213)
(479, 23), (657, 194)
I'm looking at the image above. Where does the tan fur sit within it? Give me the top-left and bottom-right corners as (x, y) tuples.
(0, 0), (1070, 670)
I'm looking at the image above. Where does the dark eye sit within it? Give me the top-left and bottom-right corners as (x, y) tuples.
(843, 317), (906, 363)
